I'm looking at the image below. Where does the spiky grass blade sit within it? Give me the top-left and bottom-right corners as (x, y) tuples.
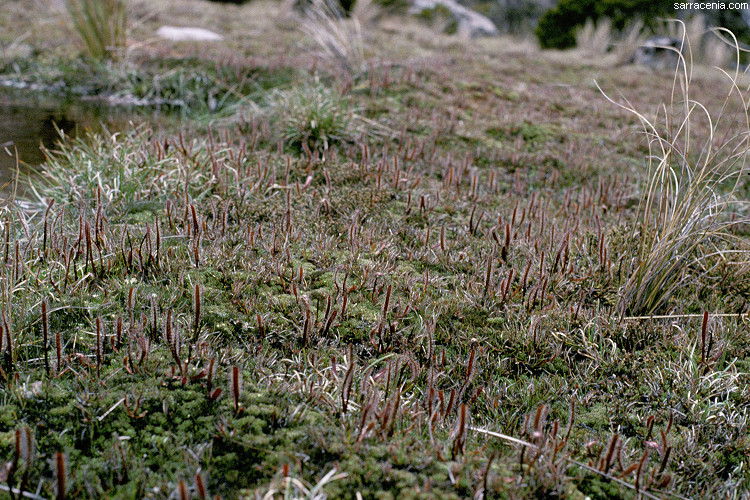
(66, 0), (127, 62)
(599, 24), (750, 316)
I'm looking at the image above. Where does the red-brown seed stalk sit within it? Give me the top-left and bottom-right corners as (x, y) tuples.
(3, 308), (12, 370)
(96, 317), (103, 377)
(207, 357), (216, 394)
(42, 299), (50, 375)
(452, 403), (468, 457)
(521, 260), (532, 294)
(445, 388), (456, 417)
(21, 426), (32, 470)
(340, 292), (348, 320)
(55, 329), (62, 373)
(195, 473), (208, 500)
(165, 309), (173, 348)
(342, 345), (355, 414)
(115, 316), (123, 347)
(700, 310), (709, 364)
(55, 452), (66, 500)
(599, 433), (619, 472)
(231, 365), (241, 412)
(190, 204), (199, 237)
(192, 284), (202, 351)
(645, 414), (655, 440)
(502, 269), (514, 303)
(193, 237), (201, 267)
(149, 296), (158, 341)
(382, 284), (392, 320)
(564, 400), (575, 442)
(483, 254), (493, 298)
(634, 448), (651, 492)
(302, 304), (311, 347)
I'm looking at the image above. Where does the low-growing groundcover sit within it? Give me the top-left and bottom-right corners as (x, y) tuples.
(1, 2), (750, 499)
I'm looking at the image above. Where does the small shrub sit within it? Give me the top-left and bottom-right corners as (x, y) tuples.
(66, 0), (128, 62)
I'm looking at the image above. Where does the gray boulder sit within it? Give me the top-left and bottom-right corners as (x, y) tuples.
(410, 0), (498, 38)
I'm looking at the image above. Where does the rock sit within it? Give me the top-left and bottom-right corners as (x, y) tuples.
(409, 0), (498, 38)
(156, 26), (224, 42)
(630, 36), (684, 70)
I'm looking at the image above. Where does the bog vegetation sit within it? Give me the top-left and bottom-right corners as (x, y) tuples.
(0, 0), (748, 498)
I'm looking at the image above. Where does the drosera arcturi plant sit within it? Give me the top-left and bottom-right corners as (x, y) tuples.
(4, 7), (750, 496)
(473, 402), (676, 499)
(598, 25), (750, 317)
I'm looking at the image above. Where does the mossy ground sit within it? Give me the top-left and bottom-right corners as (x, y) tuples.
(0, 0), (749, 498)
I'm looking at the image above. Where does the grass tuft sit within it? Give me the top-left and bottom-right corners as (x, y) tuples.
(268, 82), (361, 152)
(66, 0), (128, 62)
(300, 0), (365, 74)
(601, 26), (750, 316)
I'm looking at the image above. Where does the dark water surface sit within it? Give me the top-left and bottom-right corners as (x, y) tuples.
(0, 90), (139, 199)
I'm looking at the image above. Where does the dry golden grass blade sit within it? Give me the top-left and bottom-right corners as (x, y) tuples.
(599, 24), (750, 316)
(300, 0), (365, 74)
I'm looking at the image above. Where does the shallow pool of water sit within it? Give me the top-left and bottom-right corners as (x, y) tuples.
(0, 91), (140, 199)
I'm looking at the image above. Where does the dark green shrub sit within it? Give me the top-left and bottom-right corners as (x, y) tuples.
(701, 8), (750, 59)
(490, 0), (552, 34)
(371, 0), (409, 13)
(535, 0), (669, 49)
(459, 0), (554, 35)
(294, 0), (356, 16)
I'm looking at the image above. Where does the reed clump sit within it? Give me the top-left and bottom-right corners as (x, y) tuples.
(66, 0), (128, 62)
(601, 27), (750, 317)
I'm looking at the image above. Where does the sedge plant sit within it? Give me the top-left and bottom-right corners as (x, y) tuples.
(600, 25), (750, 317)
(66, 0), (128, 62)
(268, 82), (360, 152)
(300, 0), (366, 74)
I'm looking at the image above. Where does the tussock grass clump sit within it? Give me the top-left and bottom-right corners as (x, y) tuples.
(575, 18), (613, 57)
(31, 125), (178, 206)
(300, 0), (365, 73)
(269, 82), (361, 151)
(601, 28), (750, 316)
(66, 0), (128, 62)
